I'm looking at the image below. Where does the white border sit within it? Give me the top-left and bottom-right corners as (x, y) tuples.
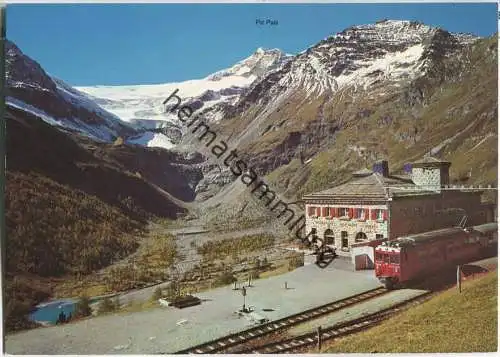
(3, 0), (500, 4)
(1, 2), (498, 357)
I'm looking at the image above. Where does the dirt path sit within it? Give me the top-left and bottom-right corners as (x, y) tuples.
(110, 220), (278, 307)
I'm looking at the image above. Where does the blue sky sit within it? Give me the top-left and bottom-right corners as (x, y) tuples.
(7, 3), (498, 86)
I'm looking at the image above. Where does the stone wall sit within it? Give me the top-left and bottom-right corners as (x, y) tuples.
(305, 190), (488, 256)
(411, 167), (442, 192)
(390, 191), (486, 239)
(305, 203), (388, 256)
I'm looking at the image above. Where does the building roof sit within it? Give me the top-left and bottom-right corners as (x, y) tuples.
(352, 168), (373, 177)
(302, 155), (457, 201)
(390, 173), (412, 181)
(303, 173), (416, 200)
(412, 156), (451, 167)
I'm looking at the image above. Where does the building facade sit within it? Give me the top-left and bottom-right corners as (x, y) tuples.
(303, 157), (492, 257)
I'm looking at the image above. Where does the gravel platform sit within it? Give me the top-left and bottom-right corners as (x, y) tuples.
(5, 258), (382, 354)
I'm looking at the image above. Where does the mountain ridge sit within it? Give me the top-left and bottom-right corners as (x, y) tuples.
(4, 19), (497, 331)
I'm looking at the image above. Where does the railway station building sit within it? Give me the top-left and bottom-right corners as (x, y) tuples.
(302, 157), (494, 257)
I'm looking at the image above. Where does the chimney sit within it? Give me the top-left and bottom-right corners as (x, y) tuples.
(403, 163), (413, 174)
(372, 160), (389, 177)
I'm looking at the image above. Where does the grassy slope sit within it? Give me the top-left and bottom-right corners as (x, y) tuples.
(205, 37), (497, 229)
(267, 36), (498, 199)
(5, 107), (188, 331)
(4, 171), (143, 331)
(7, 107), (189, 220)
(324, 272), (498, 353)
(6, 171), (141, 277)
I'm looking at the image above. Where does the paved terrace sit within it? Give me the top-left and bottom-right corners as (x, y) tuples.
(6, 258), (382, 354)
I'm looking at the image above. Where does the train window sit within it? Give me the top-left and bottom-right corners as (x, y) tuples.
(383, 254), (390, 263)
(390, 255), (400, 264)
(375, 252), (383, 261)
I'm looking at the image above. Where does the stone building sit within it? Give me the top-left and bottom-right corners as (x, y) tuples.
(302, 157), (493, 257)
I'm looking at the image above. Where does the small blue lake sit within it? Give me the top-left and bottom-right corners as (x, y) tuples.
(29, 299), (77, 324)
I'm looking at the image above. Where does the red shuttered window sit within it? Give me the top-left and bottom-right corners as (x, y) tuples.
(308, 206), (315, 216)
(383, 210), (388, 221)
(348, 208), (354, 219)
(316, 207), (321, 216)
(354, 208), (366, 219)
(371, 209), (376, 220)
(339, 207), (349, 217)
(322, 207), (329, 217)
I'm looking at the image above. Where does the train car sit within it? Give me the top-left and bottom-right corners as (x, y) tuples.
(374, 222), (498, 289)
(471, 222), (498, 254)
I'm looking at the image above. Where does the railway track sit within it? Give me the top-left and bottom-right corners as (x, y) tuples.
(240, 291), (434, 354)
(173, 287), (388, 354)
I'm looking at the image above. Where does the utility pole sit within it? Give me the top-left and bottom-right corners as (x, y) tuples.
(241, 286), (247, 313)
(457, 265), (462, 293)
(317, 326), (322, 351)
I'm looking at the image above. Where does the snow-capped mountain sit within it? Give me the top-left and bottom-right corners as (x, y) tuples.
(201, 19), (490, 181)
(5, 40), (138, 142)
(207, 48), (292, 80)
(5, 20), (482, 155)
(198, 20), (496, 224)
(76, 48), (292, 148)
(220, 20), (481, 151)
(4, 19), (496, 228)
(4, 38), (291, 150)
(237, 20), (478, 111)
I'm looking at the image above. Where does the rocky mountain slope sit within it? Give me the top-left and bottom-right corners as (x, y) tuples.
(216, 20), (481, 170)
(76, 48), (292, 148)
(7, 104), (204, 220)
(4, 19), (497, 330)
(6, 20), (496, 228)
(5, 40), (140, 143)
(5, 102), (205, 330)
(200, 21), (497, 226)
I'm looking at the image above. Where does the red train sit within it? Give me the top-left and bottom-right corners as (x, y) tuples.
(374, 222), (498, 289)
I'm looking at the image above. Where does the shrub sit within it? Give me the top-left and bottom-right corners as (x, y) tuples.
(74, 296), (92, 318)
(5, 299), (37, 332)
(164, 279), (181, 300)
(197, 234), (275, 260)
(262, 257), (269, 267)
(250, 258), (261, 279)
(152, 287), (163, 301)
(288, 254), (305, 271)
(97, 297), (117, 314)
(4, 276), (50, 332)
(214, 270), (237, 287)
